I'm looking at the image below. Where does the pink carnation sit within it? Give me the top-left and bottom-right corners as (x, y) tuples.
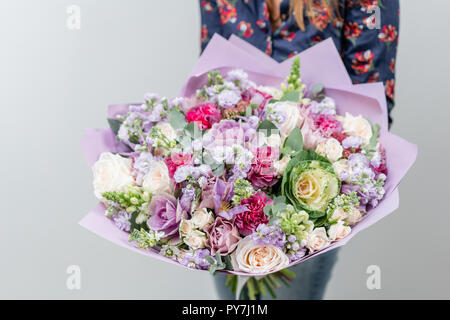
(164, 153), (193, 178)
(313, 114), (343, 137)
(247, 146), (279, 189)
(235, 191), (272, 236)
(186, 103), (222, 130)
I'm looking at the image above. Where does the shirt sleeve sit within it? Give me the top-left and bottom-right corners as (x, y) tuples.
(341, 0), (400, 125)
(199, 0), (223, 52)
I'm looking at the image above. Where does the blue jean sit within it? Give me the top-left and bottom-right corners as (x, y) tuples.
(213, 248), (339, 300)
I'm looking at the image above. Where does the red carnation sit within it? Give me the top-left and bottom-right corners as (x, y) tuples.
(235, 191), (272, 236)
(186, 103), (222, 130)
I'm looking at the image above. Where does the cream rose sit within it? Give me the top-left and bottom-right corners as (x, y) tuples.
(142, 160), (173, 195)
(271, 101), (304, 139)
(231, 237), (289, 274)
(328, 221), (351, 241)
(179, 218), (194, 235)
(184, 230), (207, 249)
(341, 112), (372, 144)
(329, 207), (348, 221)
(306, 227), (330, 253)
(191, 208), (214, 230)
(266, 134), (282, 149)
(332, 159), (350, 179)
(154, 122), (177, 141)
(345, 207), (362, 226)
(315, 138), (343, 163)
(274, 155), (291, 176)
(92, 152), (135, 201)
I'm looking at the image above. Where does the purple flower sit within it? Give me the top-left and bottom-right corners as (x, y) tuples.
(180, 248), (213, 270)
(250, 224), (286, 248)
(180, 185), (196, 213)
(147, 194), (180, 237)
(342, 136), (363, 149)
(213, 179), (248, 219)
(113, 210), (131, 232)
(218, 89), (241, 107)
(202, 120), (256, 151)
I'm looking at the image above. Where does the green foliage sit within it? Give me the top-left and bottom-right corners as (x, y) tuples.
(169, 108), (187, 130)
(107, 118), (122, 135)
(282, 127), (303, 156)
(224, 271), (296, 300)
(207, 253), (229, 275)
(102, 186), (151, 214)
(128, 228), (165, 250)
(232, 179), (255, 204)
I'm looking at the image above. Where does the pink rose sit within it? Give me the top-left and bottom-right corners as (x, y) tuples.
(205, 217), (242, 256)
(300, 107), (326, 150)
(186, 103), (222, 130)
(247, 146), (279, 189)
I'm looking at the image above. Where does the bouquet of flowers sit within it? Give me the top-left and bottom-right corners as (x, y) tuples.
(80, 35), (417, 299)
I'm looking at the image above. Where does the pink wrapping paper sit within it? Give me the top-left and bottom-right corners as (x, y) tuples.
(80, 35), (417, 276)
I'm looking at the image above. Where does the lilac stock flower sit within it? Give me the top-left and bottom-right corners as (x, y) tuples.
(342, 136), (363, 149)
(308, 97), (336, 115)
(113, 210), (132, 232)
(180, 185), (196, 213)
(218, 89), (241, 108)
(173, 164), (211, 183)
(132, 152), (154, 185)
(202, 120), (257, 152)
(147, 194), (180, 237)
(250, 224), (286, 249)
(213, 179), (248, 220)
(180, 248), (213, 270)
(226, 69), (250, 88)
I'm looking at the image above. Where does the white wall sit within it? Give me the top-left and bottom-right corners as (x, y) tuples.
(0, 0), (448, 299)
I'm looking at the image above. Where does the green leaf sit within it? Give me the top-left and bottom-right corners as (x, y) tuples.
(212, 164), (225, 177)
(184, 122), (202, 139)
(107, 118), (122, 135)
(283, 127), (303, 156)
(370, 123), (380, 148)
(311, 83), (324, 97)
(280, 91), (300, 102)
(257, 119), (278, 131)
(169, 108), (187, 130)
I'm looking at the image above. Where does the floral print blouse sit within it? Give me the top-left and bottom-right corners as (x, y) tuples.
(199, 0), (399, 125)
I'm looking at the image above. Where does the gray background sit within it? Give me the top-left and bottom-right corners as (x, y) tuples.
(1, 0), (449, 299)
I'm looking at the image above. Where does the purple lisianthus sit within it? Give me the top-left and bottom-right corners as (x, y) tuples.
(147, 194), (180, 237)
(202, 120), (257, 151)
(213, 179), (248, 220)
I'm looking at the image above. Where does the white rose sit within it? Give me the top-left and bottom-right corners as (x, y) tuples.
(154, 122), (177, 141)
(231, 237), (289, 274)
(274, 155), (291, 176)
(332, 159), (350, 178)
(271, 101), (304, 139)
(191, 208), (214, 230)
(341, 112), (372, 144)
(330, 207), (348, 221)
(257, 85), (283, 100)
(179, 219), (194, 235)
(345, 207), (362, 226)
(142, 160), (173, 195)
(328, 221), (351, 241)
(306, 227), (330, 253)
(315, 138), (343, 163)
(184, 230), (207, 249)
(92, 152), (135, 201)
